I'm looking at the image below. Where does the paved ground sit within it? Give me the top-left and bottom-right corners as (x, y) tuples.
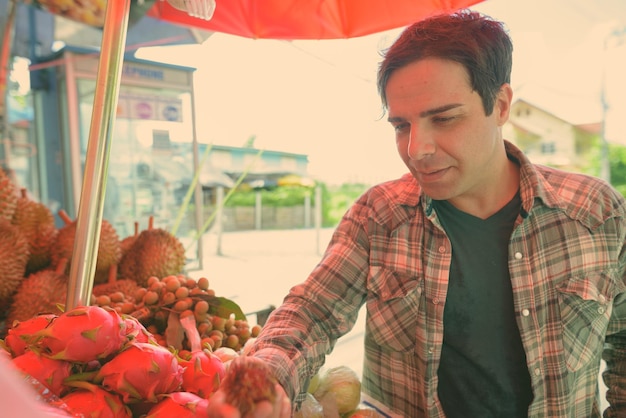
(188, 227), (366, 376)
(188, 228), (609, 410)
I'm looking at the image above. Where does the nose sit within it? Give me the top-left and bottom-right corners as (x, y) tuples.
(407, 126), (435, 160)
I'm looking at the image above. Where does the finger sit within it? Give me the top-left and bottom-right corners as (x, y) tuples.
(280, 391), (292, 418)
(272, 384), (291, 418)
(207, 391), (241, 418)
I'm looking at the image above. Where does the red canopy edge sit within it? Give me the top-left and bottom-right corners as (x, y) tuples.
(146, 0), (485, 40)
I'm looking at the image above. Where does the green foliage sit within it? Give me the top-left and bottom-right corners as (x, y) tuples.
(609, 143), (626, 192)
(225, 186), (312, 207)
(222, 182), (370, 227)
(324, 183), (369, 226)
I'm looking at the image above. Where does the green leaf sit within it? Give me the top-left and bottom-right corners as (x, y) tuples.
(208, 297), (247, 321)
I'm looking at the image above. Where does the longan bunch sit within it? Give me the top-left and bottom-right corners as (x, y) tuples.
(91, 274), (261, 352)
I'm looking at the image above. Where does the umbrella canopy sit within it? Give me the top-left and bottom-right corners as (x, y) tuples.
(147, 0), (484, 39)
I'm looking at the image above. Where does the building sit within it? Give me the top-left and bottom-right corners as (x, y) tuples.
(505, 85), (602, 174)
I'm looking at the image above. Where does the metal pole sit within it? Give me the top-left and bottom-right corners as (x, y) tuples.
(600, 26), (626, 183)
(66, 0), (132, 309)
(190, 74), (204, 271)
(315, 184), (322, 256)
(215, 185), (224, 256)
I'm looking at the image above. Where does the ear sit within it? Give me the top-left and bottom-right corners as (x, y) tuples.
(494, 83), (513, 126)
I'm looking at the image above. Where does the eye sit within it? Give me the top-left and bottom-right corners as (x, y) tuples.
(432, 115), (456, 124)
(392, 122), (410, 133)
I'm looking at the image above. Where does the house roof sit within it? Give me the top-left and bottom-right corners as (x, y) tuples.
(513, 83), (602, 126)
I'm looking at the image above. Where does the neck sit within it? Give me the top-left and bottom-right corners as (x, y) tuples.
(449, 157), (520, 220)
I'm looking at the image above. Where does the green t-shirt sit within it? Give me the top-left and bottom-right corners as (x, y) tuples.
(433, 193), (533, 417)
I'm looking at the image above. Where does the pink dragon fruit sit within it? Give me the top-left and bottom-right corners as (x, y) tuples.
(62, 381), (132, 418)
(144, 391), (209, 418)
(179, 349), (226, 399)
(36, 305), (128, 363)
(120, 314), (157, 344)
(12, 350), (73, 397)
(5, 313), (57, 357)
(96, 342), (183, 403)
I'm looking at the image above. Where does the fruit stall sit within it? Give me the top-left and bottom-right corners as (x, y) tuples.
(1, 0), (482, 416)
(0, 167), (375, 417)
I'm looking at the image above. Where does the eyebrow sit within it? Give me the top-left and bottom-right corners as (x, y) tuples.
(387, 103), (464, 123)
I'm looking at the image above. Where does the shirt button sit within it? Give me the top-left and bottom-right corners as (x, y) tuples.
(433, 298), (440, 305)
(598, 307), (606, 314)
(514, 252), (523, 260)
(428, 347), (434, 354)
(534, 368), (541, 376)
(438, 246), (446, 253)
(522, 309), (530, 317)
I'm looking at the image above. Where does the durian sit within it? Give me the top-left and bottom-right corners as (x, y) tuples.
(0, 219), (29, 319)
(11, 189), (58, 274)
(50, 210), (122, 285)
(5, 259), (68, 326)
(0, 168), (18, 221)
(120, 221), (139, 257)
(118, 216), (185, 287)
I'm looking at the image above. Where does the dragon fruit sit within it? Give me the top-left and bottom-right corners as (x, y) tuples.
(36, 305), (128, 363)
(179, 349), (226, 398)
(220, 355), (278, 416)
(12, 350), (73, 397)
(120, 314), (157, 344)
(144, 391), (209, 418)
(4, 313), (57, 357)
(62, 381), (132, 418)
(96, 342), (183, 403)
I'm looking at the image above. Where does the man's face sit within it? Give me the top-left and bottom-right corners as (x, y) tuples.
(385, 58), (511, 206)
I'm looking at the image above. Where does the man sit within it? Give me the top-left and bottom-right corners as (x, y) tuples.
(209, 9), (626, 417)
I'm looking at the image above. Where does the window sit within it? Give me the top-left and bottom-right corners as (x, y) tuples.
(541, 142), (556, 154)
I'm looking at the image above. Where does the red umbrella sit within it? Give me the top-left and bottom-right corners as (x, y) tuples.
(49, 0), (484, 308)
(147, 0), (483, 39)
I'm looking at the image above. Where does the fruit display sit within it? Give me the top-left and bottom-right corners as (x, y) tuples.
(2, 305), (223, 417)
(0, 170), (379, 417)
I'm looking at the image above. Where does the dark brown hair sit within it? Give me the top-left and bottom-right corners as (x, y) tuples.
(377, 10), (512, 116)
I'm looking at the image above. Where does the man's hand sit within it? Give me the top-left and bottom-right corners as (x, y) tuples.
(207, 383), (291, 418)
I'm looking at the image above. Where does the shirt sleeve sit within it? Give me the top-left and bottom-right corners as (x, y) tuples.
(603, 290), (626, 414)
(247, 196), (373, 403)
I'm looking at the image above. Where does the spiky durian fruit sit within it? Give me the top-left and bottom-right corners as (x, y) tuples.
(0, 219), (29, 319)
(50, 210), (122, 285)
(120, 221), (139, 257)
(5, 259), (68, 326)
(92, 265), (141, 304)
(11, 189), (58, 274)
(118, 217), (185, 287)
(0, 168), (18, 221)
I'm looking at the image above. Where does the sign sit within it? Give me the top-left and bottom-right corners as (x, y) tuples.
(117, 93), (183, 122)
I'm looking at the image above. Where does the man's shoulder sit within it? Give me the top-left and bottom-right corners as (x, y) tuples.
(350, 174), (422, 229)
(533, 164), (626, 226)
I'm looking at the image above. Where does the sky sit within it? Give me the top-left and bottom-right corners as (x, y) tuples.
(135, 0), (626, 185)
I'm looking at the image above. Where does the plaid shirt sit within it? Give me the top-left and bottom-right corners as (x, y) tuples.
(250, 141), (626, 417)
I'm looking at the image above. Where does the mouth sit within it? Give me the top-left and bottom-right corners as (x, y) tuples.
(416, 167), (449, 183)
